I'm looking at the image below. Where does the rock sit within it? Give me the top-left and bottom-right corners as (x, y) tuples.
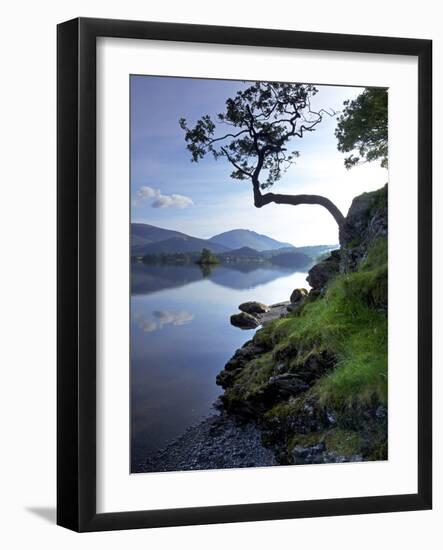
(239, 301), (269, 315)
(306, 249), (340, 292)
(230, 312), (260, 329)
(291, 442), (326, 462)
(286, 303), (304, 314)
(340, 184), (388, 272)
(290, 288), (308, 304)
(224, 342), (263, 371)
(266, 374), (309, 399)
(292, 445), (310, 459)
(139, 414), (278, 473)
(217, 339), (269, 389)
(260, 302), (290, 324)
(274, 362), (288, 374)
(216, 369), (240, 389)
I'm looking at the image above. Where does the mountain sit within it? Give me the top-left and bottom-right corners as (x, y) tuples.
(131, 223), (334, 258)
(218, 246), (263, 259)
(131, 223), (229, 255)
(133, 236), (229, 256)
(294, 244), (339, 259)
(269, 251), (312, 268)
(209, 229), (294, 252)
(131, 223), (188, 247)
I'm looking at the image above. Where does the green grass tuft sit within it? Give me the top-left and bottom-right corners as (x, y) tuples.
(252, 237), (388, 407)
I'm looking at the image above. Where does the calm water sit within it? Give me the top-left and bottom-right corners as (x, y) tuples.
(130, 262), (309, 470)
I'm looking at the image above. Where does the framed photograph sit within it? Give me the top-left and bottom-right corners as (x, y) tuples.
(57, 17), (432, 532)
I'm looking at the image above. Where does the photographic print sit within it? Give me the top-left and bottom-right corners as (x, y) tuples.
(130, 75), (388, 474)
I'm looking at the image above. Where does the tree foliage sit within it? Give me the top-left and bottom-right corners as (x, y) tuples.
(179, 81), (332, 190)
(179, 81), (346, 228)
(197, 248), (219, 265)
(335, 88), (388, 169)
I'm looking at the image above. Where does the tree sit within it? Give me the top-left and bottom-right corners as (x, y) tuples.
(335, 88), (388, 169)
(196, 248), (219, 265)
(179, 82), (345, 228)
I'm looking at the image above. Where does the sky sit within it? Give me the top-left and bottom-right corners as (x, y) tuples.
(130, 75), (387, 246)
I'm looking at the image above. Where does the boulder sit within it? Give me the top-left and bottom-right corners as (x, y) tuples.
(238, 301), (269, 315)
(291, 442), (327, 464)
(290, 288), (308, 304)
(216, 369), (241, 389)
(230, 312), (260, 329)
(306, 249), (340, 292)
(224, 342), (263, 371)
(266, 374), (309, 399)
(260, 302), (289, 324)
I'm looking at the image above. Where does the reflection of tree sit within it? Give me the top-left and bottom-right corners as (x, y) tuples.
(198, 263), (216, 278)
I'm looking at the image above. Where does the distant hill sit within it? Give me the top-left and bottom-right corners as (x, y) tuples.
(218, 246), (263, 259)
(131, 223), (335, 259)
(269, 251), (312, 268)
(295, 244), (338, 259)
(209, 229), (294, 252)
(131, 223), (229, 255)
(131, 223), (188, 248)
(133, 236), (229, 256)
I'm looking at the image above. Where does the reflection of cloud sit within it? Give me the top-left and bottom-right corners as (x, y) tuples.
(133, 185), (193, 209)
(133, 310), (194, 332)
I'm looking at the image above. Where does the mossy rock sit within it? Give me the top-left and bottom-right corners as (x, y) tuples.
(230, 311), (260, 329)
(239, 301), (269, 315)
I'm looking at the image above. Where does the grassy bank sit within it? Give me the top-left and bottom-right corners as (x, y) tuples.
(220, 232), (388, 463)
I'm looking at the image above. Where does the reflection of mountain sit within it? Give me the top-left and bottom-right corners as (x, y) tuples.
(209, 265), (297, 290)
(131, 263), (203, 295)
(131, 262), (305, 296)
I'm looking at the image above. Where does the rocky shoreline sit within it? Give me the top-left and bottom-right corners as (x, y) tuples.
(137, 185), (388, 473)
(138, 412), (277, 473)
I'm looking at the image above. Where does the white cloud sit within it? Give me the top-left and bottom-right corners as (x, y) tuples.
(152, 193), (194, 209)
(136, 185), (157, 199)
(133, 185), (194, 209)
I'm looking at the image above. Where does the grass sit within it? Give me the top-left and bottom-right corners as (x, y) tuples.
(288, 428), (362, 456)
(249, 236), (388, 408)
(221, 233), (389, 461)
(227, 353), (275, 401)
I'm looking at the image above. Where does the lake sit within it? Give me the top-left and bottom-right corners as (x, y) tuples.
(130, 262), (310, 471)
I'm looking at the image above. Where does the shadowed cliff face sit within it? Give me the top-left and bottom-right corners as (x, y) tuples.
(307, 184), (388, 293)
(340, 183), (388, 272)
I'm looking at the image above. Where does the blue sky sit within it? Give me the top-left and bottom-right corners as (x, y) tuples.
(131, 75), (387, 246)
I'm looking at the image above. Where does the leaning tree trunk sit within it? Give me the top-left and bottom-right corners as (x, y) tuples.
(252, 182), (345, 230)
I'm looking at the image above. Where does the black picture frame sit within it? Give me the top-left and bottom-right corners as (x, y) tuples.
(57, 17), (432, 532)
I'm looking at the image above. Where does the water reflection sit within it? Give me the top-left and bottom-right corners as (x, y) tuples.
(133, 310), (195, 333)
(131, 262), (310, 471)
(131, 261), (303, 295)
